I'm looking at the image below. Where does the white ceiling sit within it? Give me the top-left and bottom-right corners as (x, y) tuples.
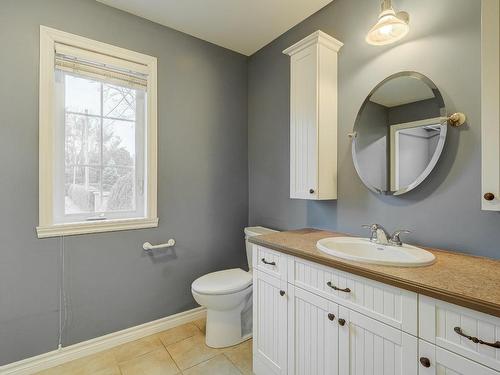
(370, 77), (435, 107)
(96, 0), (334, 56)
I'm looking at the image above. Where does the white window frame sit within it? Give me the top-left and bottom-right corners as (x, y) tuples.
(37, 26), (158, 238)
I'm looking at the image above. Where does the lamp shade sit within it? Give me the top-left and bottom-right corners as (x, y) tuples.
(366, 2), (409, 46)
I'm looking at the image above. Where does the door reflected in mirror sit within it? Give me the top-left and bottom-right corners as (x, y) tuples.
(352, 72), (447, 195)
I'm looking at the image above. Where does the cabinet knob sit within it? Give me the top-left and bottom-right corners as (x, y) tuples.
(419, 357), (431, 368)
(338, 318), (346, 326)
(279, 290), (285, 296)
(327, 313), (335, 321)
(484, 192), (495, 201)
(309, 189), (315, 194)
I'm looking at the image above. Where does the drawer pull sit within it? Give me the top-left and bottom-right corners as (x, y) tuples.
(419, 357), (431, 368)
(280, 290), (286, 296)
(327, 281), (351, 293)
(338, 318), (346, 326)
(261, 258), (276, 266)
(454, 327), (500, 348)
(327, 313), (335, 321)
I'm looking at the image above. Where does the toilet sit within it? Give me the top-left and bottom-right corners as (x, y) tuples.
(191, 226), (278, 348)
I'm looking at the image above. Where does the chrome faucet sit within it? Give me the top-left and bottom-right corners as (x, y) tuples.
(362, 224), (410, 247)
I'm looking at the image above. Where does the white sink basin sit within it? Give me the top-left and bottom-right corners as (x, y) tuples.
(316, 237), (435, 267)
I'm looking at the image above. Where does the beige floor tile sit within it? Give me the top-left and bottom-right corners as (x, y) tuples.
(112, 334), (164, 363)
(224, 339), (253, 375)
(158, 322), (201, 347)
(182, 354), (241, 375)
(192, 318), (206, 334)
(166, 334), (221, 370)
(35, 351), (119, 375)
(119, 348), (180, 375)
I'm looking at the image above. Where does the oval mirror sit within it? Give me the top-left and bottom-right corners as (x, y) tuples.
(352, 71), (447, 195)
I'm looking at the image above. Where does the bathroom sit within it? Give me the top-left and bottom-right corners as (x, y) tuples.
(0, 0), (499, 374)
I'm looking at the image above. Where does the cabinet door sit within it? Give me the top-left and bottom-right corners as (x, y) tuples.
(419, 340), (498, 375)
(419, 295), (500, 372)
(289, 43), (319, 200)
(481, 0), (500, 211)
(253, 270), (288, 375)
(288, 285), (339, 375)
(338, 306), (418, 375)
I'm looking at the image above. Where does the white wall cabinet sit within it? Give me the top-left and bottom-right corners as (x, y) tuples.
(283, 31), (343, 200)
(253, 246), (500, 375)
(481, 0), (500, 210)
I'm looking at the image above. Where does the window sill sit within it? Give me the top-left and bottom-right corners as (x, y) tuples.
(36, 217), (159, 238)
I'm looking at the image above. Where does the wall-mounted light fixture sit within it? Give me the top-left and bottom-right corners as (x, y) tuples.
(366, 0), (410, 45)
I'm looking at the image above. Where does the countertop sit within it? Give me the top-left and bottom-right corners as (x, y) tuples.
(249, 228), (500, 318)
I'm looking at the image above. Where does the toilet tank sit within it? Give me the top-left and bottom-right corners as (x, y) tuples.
(244, 226), (278, 270)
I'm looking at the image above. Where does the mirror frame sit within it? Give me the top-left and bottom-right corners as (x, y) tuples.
(351, 71), (447, 195)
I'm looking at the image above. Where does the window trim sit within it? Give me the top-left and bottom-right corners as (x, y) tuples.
(37, 26), (158, 238)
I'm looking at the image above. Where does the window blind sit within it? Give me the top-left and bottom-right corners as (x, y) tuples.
(54, 43), (148, 90)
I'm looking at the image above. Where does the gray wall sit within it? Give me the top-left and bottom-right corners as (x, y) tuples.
(0, 0), (248, 365)
(248, 0), (500, 260)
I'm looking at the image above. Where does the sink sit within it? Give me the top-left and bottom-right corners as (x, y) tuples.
(316, 237), (435, 267)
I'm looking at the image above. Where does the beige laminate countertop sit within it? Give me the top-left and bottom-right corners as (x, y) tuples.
(249, 228), (500, 318)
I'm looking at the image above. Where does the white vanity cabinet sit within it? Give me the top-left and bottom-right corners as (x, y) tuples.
(419, 340), (498, 375)
(287, 286), (339, 375)
(253, 245), (500, 375)
(338, 306), (417, 375)
(253, 269), (288, 375)
(283, 31), (343, 200)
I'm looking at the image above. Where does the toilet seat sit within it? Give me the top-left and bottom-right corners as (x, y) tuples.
(192, 268), (252, 295)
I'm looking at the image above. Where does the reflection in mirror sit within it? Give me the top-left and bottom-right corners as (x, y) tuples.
(352, 72), (446, 195)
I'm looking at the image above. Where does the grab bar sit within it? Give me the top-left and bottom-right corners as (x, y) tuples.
(143, 239), (176, 251)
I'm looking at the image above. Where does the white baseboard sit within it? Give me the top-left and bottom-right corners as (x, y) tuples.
(0, 307), (206, 375)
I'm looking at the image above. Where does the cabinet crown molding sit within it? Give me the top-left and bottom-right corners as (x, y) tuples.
(282, 30), (344, 56)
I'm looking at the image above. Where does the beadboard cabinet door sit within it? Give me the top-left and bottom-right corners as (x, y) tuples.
(419, 340), (498, 375)
(253, 270), (288, 375)
(338, 306), (418, 375)
(481, 0), (500, 210)
(288, 286), (339, 375)
(283, 31), (343, 200)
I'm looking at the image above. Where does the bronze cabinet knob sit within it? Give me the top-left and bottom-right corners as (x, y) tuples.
(419, 357), (431, 368)
(309, 189), (315, 194)
(327, 313), (335, 321)
(338, 318), (346, 326)
(279, 290), (285, 296)
(484, 192), (495, 201)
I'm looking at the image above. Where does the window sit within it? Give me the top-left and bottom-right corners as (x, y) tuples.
(37, 27), (158, 238)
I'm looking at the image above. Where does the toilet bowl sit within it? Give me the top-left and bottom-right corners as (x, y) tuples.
(191, 226), (278, 348)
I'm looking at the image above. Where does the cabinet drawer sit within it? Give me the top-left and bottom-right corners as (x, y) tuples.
(419, 295), (500, 372)
(419, 339), (498, 375)
(254, 246), (287, 280)
(289, 256), (417, 335)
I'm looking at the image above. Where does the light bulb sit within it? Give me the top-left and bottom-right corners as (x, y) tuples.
(379, 24), (393, 35)
(366, 0), (410, 45)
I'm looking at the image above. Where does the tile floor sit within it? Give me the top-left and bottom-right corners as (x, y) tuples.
(36, 318), (253, 375)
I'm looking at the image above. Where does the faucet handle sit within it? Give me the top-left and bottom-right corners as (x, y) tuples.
(362, 224), (378, 241)
(390, 230), (411, 246)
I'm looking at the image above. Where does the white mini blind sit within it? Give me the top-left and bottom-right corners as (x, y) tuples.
(54, 43), (148, 90)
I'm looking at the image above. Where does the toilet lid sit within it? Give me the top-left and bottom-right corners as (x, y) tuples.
(192, 268), (252, 295)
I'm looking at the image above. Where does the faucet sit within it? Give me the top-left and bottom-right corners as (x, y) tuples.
(362, 224), (410, 246)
